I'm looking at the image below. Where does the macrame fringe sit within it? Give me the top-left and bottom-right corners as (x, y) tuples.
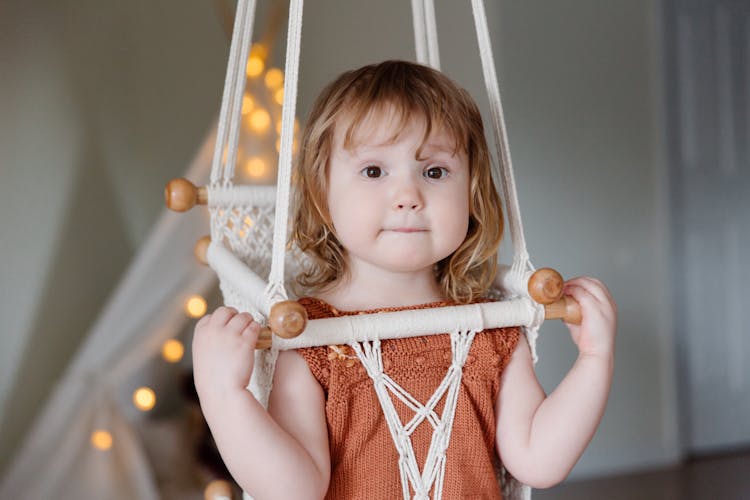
(351, 329), (477, 500)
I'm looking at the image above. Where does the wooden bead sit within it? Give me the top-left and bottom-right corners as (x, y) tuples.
(528, 268), (564, 305)
(164, 178), (207, 212)
(194, 235), (211, 265)
(268, 300), (308, 339)
(204, 479), (233, 500)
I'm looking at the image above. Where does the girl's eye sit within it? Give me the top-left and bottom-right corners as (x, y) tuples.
(362, 165), (383, 178)
(424, 166), (448, 180)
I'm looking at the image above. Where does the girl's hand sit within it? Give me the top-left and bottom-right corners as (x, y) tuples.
(192, 306), (262, 400)
(562, 277), (617, 358)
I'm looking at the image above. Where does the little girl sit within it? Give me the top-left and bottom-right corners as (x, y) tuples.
(193, 60), (617, 499)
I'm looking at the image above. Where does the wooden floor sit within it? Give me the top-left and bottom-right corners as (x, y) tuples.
(534, 451), (750, 500)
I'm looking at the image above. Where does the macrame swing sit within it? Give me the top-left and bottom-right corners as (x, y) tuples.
(165, 1), (581, 499)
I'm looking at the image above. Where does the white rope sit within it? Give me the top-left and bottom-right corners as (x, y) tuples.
(423, 0), (440, 70)
(209, 0), (257, 186)
(410, 0), (427, 65)
(470, 0), (531, 275)
(266, 0), (304, 304)
(470, 1), (542, 368)
(351, 329), (477, 499)
(411, 0), (440, 69)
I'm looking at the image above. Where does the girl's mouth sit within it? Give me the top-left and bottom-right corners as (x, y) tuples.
(384, 228), (428, 233)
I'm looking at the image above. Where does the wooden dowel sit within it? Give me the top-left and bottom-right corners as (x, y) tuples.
(254, 269), (583, 351)
(164, 178), (207, 212)
(544, 296), (582, 325)
(256, 327), (273, 350)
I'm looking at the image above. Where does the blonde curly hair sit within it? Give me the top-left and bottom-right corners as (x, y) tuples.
(292, 60), (503, 303)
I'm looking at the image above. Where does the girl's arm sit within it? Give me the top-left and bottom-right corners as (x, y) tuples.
(193, 307), (330, 499)
(495, 277), (617, 488)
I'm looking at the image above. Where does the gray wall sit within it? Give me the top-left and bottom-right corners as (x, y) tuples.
(490, 1), (679, 476)
(1, 0), (677, 483)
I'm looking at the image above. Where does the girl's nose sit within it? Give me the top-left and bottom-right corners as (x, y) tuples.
(393, 179), (424, 211)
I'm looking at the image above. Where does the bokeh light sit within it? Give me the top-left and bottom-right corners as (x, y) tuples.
(245, 44), (267, 78)
(246, 157), (267, 179)
(185, 295), (207, 318)
(248, 108), (270, 133)
(161, 339), (184, 363)
(133, 387), (156, 412)
(91, 430), (113, 450)
(265, 68), (284, 90)
(246, 58), (264, 78)
(241, 95), (254, 115)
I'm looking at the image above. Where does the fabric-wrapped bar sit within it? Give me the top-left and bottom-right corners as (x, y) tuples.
(274, 297), (543, 350)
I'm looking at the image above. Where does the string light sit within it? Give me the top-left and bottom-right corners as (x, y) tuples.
(246, 58), (264, 78)
(274, 88), (284, 105)
(264, 68), (284, 90)
(161, 339), (184, 363)
(246, 157), (267, 179)
(91, 430), (113, 450)
(246, 44), (267, 78)
(133, 387), (156, 412)
(241, 95), (254, 115)
(251, 43), (268, 59)
(185, 295), (207, 318)
(248, 108), (270, 133)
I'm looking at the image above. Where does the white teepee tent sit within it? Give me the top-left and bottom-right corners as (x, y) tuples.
(0, 130), (217, 499)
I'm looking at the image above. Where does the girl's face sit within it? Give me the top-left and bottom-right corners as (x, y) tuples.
(326, 111), (470, 279)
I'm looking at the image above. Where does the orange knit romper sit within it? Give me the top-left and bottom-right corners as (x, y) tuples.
(296, 297), (521, 499)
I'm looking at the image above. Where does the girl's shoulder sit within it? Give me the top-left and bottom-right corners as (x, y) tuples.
(297, 296), (340, 320)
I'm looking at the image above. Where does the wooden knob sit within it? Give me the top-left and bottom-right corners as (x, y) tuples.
(204, 479), (233, 500)
(164, 178), (207, 212)
(268, 300), (308, 339)
(528, 268), (564, 305)
(544, 296), (582, 325)
(194, 235), (211, 265)
(528, 268), (582, 325)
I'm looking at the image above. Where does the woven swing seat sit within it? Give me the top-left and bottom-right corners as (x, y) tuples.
(191, 1), (559, 498)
